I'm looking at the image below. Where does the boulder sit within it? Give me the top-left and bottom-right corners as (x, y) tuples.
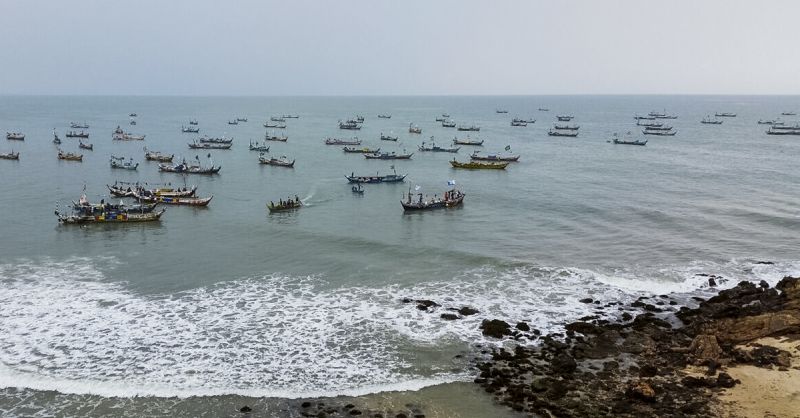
(480, 319), (512, 339)
(440, 313), (459, 321)
(625, 380), (656, 402)
(515, 321), (530, 332)
(687, 334), (722, 365)
(551, 353), (577, 374)
(457, 306), (479, 316)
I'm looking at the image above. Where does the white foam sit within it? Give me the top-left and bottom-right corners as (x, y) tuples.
(0, 257), (797, 398)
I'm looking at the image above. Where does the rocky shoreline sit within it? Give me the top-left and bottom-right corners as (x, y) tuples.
(470, 276), (800, 417)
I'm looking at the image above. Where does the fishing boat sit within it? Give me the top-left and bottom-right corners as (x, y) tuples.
(377, 114), (391, 119)
(78, 141), (93, 150)
(346, 167), (406, 183)
(181, 126), (200, 133)
(110, 156), (138, 170)
(470, 151), (519, 162)
(56, 207), (165, 224)
(633, 115), (656, 120)
(351, 184), (364, 194)
(114, 126), (124, 134)
(343, 146), (380, 153)
(188, 141), (232, 150)
(449, 159), (508, 169)
(637, 120), (663, 127)
(129, 113), (137, 117)
(715, 112), (736, 117)
(402, 188), (464, 211)
(457, 124), (480, 132)
(642, 129), (677, 136)
(258, 154), (295, 167)
(757, 119), (784, 125)
(267, 199), (302, 212)
(701, 116), (723, 125)
(364, 151), (413, 160)
(189, 120), (199, 125)
(325, 137), (361, 145)
(143, 148), (174, 162)
(609, 133), (647, 146)
(781, 112), (796, 116)
(511, 121), (528, 127)
(264, 132), (288, 142)
(442, 113), (450, 118)
(282, 114), (300, 119)
(441, 120), (456, 128)
(270, 116), (286, 122)
(525, 118), (536, 124)
(72, 194), (158, 214)
(264, 122), (287, 129)
(644, 125), (673, 131)
(130, 119), (137, 126)
(108, 183), (197, 198)
(158, 157), (221, 174)
(249, 140), (270, 152)
(339, 120), (361, 130)
(452, 136), (483, 146)
(112, 132), (146, 141)
(6, 132), (24, 140)
(0, 151), (19, 160)
(435, 116), (446, 122)
(548, 129), (579, 137)
(70, 122), (89, 129)
(553, 124), (579, 130)
(380, 132), (398, 141)
(766, 128), (800, 135)
(53, 130), (61, 144)
(355, 115), (365, 123)
(236, 117), (248, 122)
(418, 139), (459, 153)
(556, 115), (574, 121)
(409, 124), (422, 134)
(538, 107), (549, 111)
(198, 136), (233, 144)
(228, 120), (238, 125)
(66, 131), (89, 138)
(769, 124), (800, 130)
(648, 110), (678, 119)
(496, 109), (509, 114)
(134, 192), (213, 206)
(57, 149), (83, 161)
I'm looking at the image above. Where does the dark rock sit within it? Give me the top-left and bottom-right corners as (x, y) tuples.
(551, 353), (577, 374)
(639, 363), (658, 377)
(401, 297), (413, 303)
(239, 406), (252, 413)
(457, 306), (479, 316)
(579, 298), (594, 303)
(754, 261), (775, 265)
(717, 372), (737, 388)
(565, 321), (599, 335)
(759, 280), (770, 289)
(682, 375), (715, 388)
(349, 410), (363, 416)
(625, 380), (656, 402)
(621, 312), (633, 321)
(395, 415), (407, 418)
(440, 313), (459, 320)
(415, 300), (439, 311)
(708, 277), (717, 287)
(643, 304), (663, 313)
(344, 404), (355, 409)
(751, 345), (792, 368)
(480, 319), (512, 339)
(515, 321), (530, 332)
(301, 402), (311, 408)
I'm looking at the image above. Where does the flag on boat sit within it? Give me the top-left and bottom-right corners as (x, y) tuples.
(447, 180), (456, 186)
(414, 185), (421, 191)
(505, 145), (511, 151)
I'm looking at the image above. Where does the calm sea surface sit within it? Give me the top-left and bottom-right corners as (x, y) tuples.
(1, 95), (799, 416)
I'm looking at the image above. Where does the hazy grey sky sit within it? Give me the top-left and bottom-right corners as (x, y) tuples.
(1, 0), (798, 95)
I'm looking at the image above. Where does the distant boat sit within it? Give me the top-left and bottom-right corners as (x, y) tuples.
(401, 188), (464, 211)
(609, 132), (647, 146)
(78, 141), (93, 150)
(766, 127), (800, 135)
(452, 136), (483, 146)
(270, 116), (286, 122)
(442, 113), (450, 118)
(633, 114), (656, 120)
(181, 125), (200, 133)
(457, 124), (480, 132)
(57, 149), (83, 161)
(110, 155), (139, 170)
(129, 113), (137, 117)
(159, 158), (221, 174)
(199, 135), (233, 144)
(637, 120), (663, 127)
(282, 114), (300, 119)
(70, 122), (89, 129)
(548, 129), (578, 137)
(346, 168), (406, 183)
(441, 120), (456, 128)
(52, 129), (61, 144)
(364, 151), (413, 160)
(769, 123), (800, 130)
(258, 154), (295, 167)
(648, 110), (677, 119)
(130, 118), (137, 125)
(338, 120), (361, 130)
(644, 125), (673, 131)
(553, 124), (579, 130)
(701, 116), (723, 125)
(267, 197), (302, 212)
(6, 132), (24, 140)
(435, 116), (447, 122)
(264, 132), (288, 142)
(496, 109), (509, 114)
(65, 131), (89, 138)
(714, 112), (736, 117)
(449, 159), (508, 169)
(189, 119), (199, 125)
(248, 140), (270, 152)
(343, 146), (380, 153)
(264, 122), (287, 129)
(510, 120), (527, 127)
(642, 129), (677, 136)
(470, 151), (519, 162)
(380, 132), (398, 141)
(325, 137), (361, 145)
(112, 132), (145, 141)
(0, 151), (19, 160)
(781, 111), (796, 116)
(228, 120), (238, 125)
(418, 138), (460, 153)
(236, 117), (248, 122)
(556, 115), (574, 121)
(377, 114), (391, 119)
(757, 119), (783, 125)
(188, 140), (232, 150)
(538, 107), (549, 111)
(144, 148), (174, 162)
(409, 123), (422, 134)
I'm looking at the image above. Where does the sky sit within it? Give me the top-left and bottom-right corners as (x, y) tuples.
(0, 0), (798, 96)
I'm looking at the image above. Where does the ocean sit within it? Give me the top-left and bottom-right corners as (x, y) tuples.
(0, 95), (799, 416)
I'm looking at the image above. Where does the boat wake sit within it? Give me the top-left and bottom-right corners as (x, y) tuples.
(0, 257), (797, 399)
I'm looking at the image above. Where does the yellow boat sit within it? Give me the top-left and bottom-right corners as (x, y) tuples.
(449, 159), (508, 169)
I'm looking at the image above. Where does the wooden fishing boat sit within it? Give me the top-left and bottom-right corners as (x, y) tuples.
(441, 120), (456, 128)
(510, 121), (527, 127)
(714, 112), (736, 117)
(72, 197), (159, 214)
(553, 124), (579, 130)
(435, 116), (447, 122)
(346, 168), (406, 183)
(56, 207), (166, 224)
(181, 126), (200, 133)
(556, 115), (574, 121)
(343, 146), (380, 153)
(188, 141), (232, 149)
(282, 114), (300, 119)
(452, 137), (483, 146)
(355, 115), (365, 123)
(766, 128), (800, 135)
(57, 149), (83, 161)
(339, 121), (361, 130)
(767, 124), (800, 130)
(701, 116), (723, 125)
(158, 159), (221, 174)
(496, 109), (509, 114)
(377, 114), (391, 119)
(264, 122), (287, 129)
(258, 154), (295, 167)
(135, 193), (213, 206)
(267, 197), (303, 212)
(325, 137), (361, 145)
(380, 133), (398, 141)
(79, 141), (93, 150)
(249, 140), (270, 152)
(264, 132), (288, 142)
(109, 183), (198, 198)
(408, 124), (422, 134)
(442, 113), (450, 118)
(609, 133), (647, 146)
(236, 117), (248, 122)
(0, 151), (19, 160)
(130, 119), (137, 125)
(198, 136), (233, 144)
(548, 129), (578, 137)
(450, 159), (508, 169)
(66, 131), (89, 138)
(757, 119), (783, 125)
(189, 120), (199, 125)
(418, 140), (459, 153)
(401, 188), (464, 211)
(648, 110), (677, 119)
(524, 118), (537, 124)
(633, 115), (656, 120)
(470, 151), (519, 162)
(270, 116), (286, 122)
(228, 120), (239, 125)
(70, 122), (89, 129)
(637, 120), (663, 127)
(144, 148), (174, 162)
(110, 156), (138, 170)
(129, 113), (137, 117)
(538, 108), (549, 111)
(364, 151), (413, 160)
(642, 129), (677, 136)
(112, 132), (145, 141)
(781, 112), (797, 116)
(644, 125), (673, 131)
(6, 132), (24, 140)
(457, 124), (480, 132)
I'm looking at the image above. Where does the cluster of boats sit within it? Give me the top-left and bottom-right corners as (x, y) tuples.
(549, 116), (580, 137)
